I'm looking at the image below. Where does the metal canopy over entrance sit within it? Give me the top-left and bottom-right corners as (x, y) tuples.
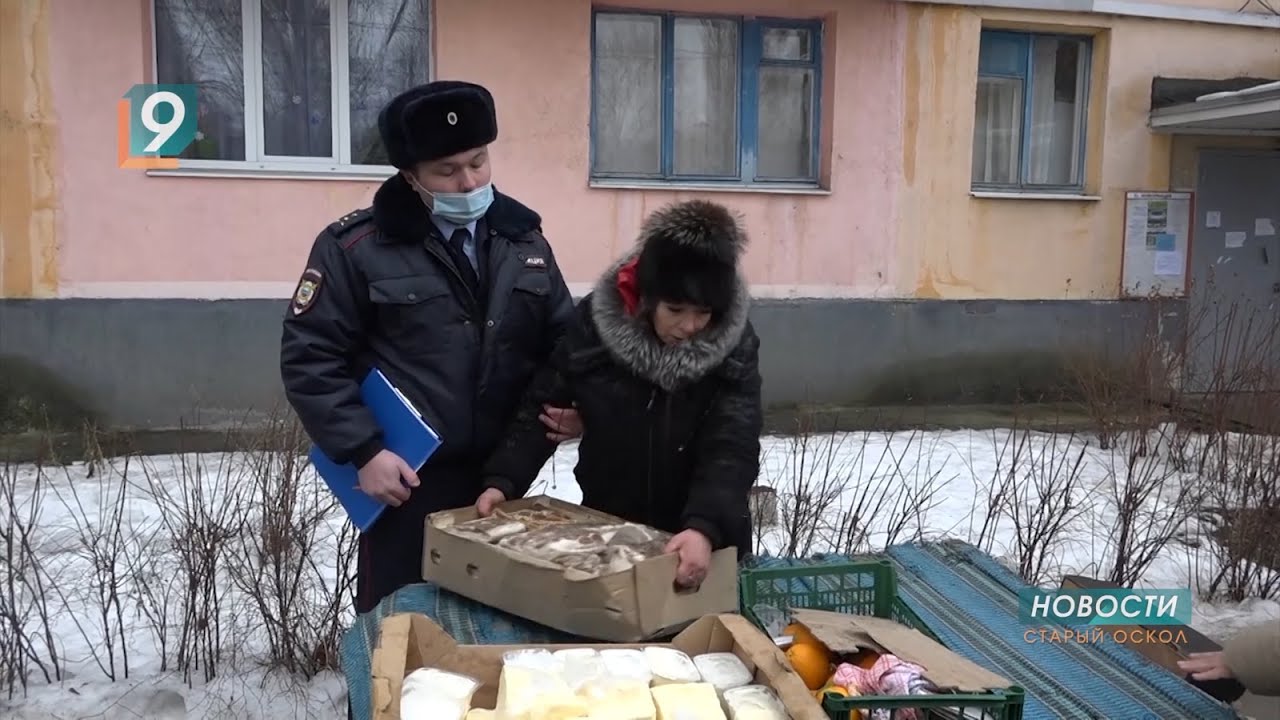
(1148, 77), (1280, 136)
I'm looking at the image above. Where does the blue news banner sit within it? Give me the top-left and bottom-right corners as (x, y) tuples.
(309, 369), (441, 532)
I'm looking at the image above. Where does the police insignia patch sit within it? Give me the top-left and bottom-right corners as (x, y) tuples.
(291, 268), (322, 316)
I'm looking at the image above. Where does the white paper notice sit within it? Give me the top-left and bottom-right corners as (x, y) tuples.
(1154, 250), (1183, 276)
(1225, 231), (1247, 249)
(1206, 211), (1222, 228)
(1125, 199), (1150, 250)
(1256, 218), (1276, 237)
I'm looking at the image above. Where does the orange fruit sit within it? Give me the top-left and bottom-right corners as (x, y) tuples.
(852, 650), (880, 670)
(785, 642), (832, 690)
(820, 685), (849, 698)
(784, 622), (821, 648)
(815, 685), (863, 720)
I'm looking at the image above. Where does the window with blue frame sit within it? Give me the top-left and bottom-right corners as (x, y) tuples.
(972, 30), (1092, 192)
(591, 11), (822, 185)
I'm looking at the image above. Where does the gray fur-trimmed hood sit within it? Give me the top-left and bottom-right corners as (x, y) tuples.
(589, 204), (751, 392)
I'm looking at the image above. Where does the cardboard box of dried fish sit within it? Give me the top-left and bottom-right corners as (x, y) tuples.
(422, 496), (739, 642)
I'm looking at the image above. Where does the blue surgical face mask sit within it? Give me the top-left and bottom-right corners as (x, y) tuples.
(417, 182), (494, 224)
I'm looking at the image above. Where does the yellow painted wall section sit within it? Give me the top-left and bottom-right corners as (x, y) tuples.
(0, 0), (59, 298)
(898, 5), (1280, 300)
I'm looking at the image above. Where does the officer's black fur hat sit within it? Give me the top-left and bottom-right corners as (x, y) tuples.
(378, 81), (498, 169)
(635, 200), (746, 317)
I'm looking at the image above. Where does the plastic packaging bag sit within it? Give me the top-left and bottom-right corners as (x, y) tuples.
(751, 604), (789, 639)
(400, 668), (481, 720)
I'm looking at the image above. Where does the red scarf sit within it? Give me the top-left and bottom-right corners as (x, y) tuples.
(615, 257), (641, 317)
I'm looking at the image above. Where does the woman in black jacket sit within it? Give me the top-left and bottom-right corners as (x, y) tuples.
(474, 199), (763, 588)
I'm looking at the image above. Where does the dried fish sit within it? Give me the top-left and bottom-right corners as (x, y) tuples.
(436, 505), (674, 578)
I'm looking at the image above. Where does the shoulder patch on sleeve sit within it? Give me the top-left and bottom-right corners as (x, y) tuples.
(326, 208), (374, 237)
(291, 268), (323, 316)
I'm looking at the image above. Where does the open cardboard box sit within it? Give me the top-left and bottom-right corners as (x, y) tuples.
(789, 608), (1012, 694)
(422, 496), (739, 642)
(369, 612), (829, 720)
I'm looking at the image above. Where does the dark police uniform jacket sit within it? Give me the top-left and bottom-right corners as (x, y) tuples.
(280, 173), (575, 512)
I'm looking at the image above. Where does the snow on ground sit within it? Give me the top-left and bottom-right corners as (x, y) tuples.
(2, 427), (1278, 719)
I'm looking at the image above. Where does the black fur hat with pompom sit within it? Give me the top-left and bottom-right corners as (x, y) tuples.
(634, 200), (747, 316)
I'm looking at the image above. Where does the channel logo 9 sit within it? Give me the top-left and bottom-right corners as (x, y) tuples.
(117, 84), (199, 169)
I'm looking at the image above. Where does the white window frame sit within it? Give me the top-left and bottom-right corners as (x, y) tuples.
(147, 0), (431, 180)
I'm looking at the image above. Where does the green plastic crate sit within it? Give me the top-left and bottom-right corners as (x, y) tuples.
(739, 560), (1025, 720)
(741, 559), (898, 630)
(819, 686), (1026, 720)
(890, 597), (942, 644)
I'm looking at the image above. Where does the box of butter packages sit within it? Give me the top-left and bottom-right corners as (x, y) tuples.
(369, 611), (828, 720)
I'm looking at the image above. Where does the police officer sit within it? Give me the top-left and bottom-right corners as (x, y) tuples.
(279, 80), (580, 616)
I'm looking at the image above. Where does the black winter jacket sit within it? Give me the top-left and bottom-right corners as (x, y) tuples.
(481, 254), (764, 556)
(280, 175), (575, 506)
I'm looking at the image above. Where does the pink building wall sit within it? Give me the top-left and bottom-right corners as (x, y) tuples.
(48, 0), (906, 299)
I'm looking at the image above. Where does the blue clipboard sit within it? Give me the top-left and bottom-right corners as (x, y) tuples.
(309, 368), (442, 532)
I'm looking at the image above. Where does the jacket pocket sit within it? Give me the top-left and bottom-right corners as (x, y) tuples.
(509, 271), (550, 311)
(368, 275), (461, 355)
(499, 271), (552, 350)
(511, 270), (551, 297)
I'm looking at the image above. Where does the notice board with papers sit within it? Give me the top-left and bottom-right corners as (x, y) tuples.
(1120, 190), (1194, 298)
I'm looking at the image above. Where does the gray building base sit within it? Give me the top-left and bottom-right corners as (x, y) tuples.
(0, 297), (1176, 432)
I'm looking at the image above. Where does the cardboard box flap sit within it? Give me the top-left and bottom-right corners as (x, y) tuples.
(790, 608), (1011, 693)
(696, 614), (828, 720)
(370, 614), (461, 718)
(634, 549), (739, 637)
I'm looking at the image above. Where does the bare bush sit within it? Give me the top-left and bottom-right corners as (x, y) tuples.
(1067, 291), (1179, 453)
(754, 410), (950, 558)
(40, 424), (134, 681)
(1068, 276), (1280, 600)
(760, 413), (850, 558)
(1000, 427), (1091, 586)
(1093, 424), (1204, 587)
(136, 430), (250, 685)
(0, 400), (366, 705)
(0, 455), (63, 698)
(829, 429), (950, 554)
(1197, 426), (1280, 601)
(224, 411), (356, 678)
(965, 426), (1019, 557)
(1174, 282), (1280, 601)
(123, 514), (182, 673)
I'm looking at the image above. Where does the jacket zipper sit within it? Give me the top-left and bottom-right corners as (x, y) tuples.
(646, 388), (657, 523)
(423, 236), (482, 446)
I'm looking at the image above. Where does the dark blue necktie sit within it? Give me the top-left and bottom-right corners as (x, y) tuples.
(448, 227), (479, 294)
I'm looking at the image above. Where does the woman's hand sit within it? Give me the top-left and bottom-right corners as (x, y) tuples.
(1178, 652), (1235, 681)
(665, 529), (713, 589)
(475, 487), (506, 517)
(539, 404), (582, 442)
